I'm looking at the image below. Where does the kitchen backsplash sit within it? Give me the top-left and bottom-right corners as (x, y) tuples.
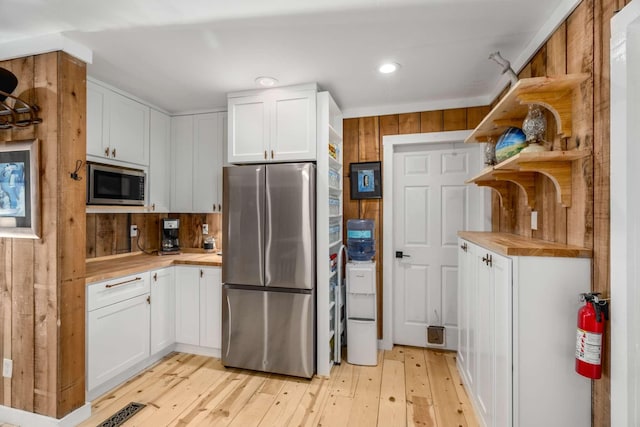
(86, 212), (222, 259)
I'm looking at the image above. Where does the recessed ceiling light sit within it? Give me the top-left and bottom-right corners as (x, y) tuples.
(379, 62), (400, 74)
(255, 76), (278, 87)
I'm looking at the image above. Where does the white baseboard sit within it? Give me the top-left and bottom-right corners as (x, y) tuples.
(0, 402), (91, 427)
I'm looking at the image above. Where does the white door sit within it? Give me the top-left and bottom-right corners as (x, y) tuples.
(108, 91), (150, 165)
(174, 266), (200, 346)
(199, 267), (222, 349)
(193, 113), (219, 212)
(149, 109), (171, 212)
(392, 141), (483, 349)
(271, 89), (317, 162)
(227, 95), (269, 163)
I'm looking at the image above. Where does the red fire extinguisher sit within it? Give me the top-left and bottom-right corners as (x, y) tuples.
(575, 292), (609, 379)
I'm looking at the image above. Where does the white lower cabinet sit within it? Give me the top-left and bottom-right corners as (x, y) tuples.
(87, 265), (221, 400)
(150, 267), (175, 354)
(457, 237), (591, 427)
(174, 265), (222, 349)
(87, 273), (151, 396)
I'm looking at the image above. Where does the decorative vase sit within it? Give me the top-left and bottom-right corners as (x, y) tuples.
(495, 127), (527, 162)
(484, 138), (496, 166)
(521, 104), (548, 153)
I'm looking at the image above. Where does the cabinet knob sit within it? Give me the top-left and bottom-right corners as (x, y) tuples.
(112, 148), (116, 158)
(218, 203), (221, 211)
(200, 269), (204, 278)
(146, 295), (151, 304)
(271, 150), (274, 159)
(153, 272), (157, 282)
(460, 242), (468, 252)
(104, 147), (110, 157)
(264, 150), (267, 160)
(152, 203), (156, 211)
(213, 204), (216, 212)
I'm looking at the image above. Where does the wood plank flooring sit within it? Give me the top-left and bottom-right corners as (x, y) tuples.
(79, 346), (479, 427)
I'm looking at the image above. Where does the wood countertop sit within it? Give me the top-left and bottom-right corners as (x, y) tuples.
(86, 251), (222, 283)
(458, 231), (592, 258)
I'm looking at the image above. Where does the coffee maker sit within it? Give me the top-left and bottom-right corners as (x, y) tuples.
(160, 218), (180, 255)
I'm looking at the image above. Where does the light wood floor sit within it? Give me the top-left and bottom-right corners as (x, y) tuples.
(79, 346), (479, 427)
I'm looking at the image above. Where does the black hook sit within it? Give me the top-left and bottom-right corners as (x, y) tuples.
(70, 160), (83, 181)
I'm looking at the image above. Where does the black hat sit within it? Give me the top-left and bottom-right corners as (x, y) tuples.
(0, 68), (18, 102)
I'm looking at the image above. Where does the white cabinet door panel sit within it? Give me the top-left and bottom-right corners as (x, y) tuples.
(193, 114), (219, 212)
(175, 266), (200, 346)
(87, 293), (150, 391)
(199, 267), (221, 349)
(171, 116), (194, 212)
(150, 267), (175, 354)
(272, 91), (316, 161)
(87, 82), (109, 158)
(109, 93), (150, 165)
(228, 96), (268, 163)
(149, 109), (171, 212)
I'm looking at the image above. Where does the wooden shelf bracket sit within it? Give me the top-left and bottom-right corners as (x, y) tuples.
(476, 180), (513, 210)
(516, 161), (573, 207)
(517, 90), (573, 138)
(493, 171), (536, 209)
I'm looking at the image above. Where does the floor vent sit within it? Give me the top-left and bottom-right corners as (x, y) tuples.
(97, 402), (146, 427)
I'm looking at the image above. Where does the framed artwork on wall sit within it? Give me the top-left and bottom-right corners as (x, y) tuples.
(350, 161), (382, 199)
(0, 139), (40, 238)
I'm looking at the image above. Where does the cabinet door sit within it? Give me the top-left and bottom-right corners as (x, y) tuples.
(149, 109), (171, 212)
(174, 266), (200, 345)
(150, 267), (175, 354)
(108, 92), (150, 166)
(170, 115), (194, 212)
(193, 113), (219, 212)
(199, 267), (222, 349)
(228, 95), (269, 163)
(271, 89), (316, 162)
(87, 293), (150, 392)
(493, 252), (512, 427)
(86, 81), (110, 159)
(457, 239), (476, 388)
(475, 248), (494, 427)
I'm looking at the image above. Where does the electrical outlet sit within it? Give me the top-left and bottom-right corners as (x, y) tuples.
(531, 211), (538, 230)
(202, 224), (209, 235)
(130, 225), (138, 238)
(3, 358), (12, 378)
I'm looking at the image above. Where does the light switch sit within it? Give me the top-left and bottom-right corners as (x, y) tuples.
(203, 224), (209, 235)
(531, 211), (538, 230)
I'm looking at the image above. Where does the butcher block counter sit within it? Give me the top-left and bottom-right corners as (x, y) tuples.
(86, 251), (222, 283)
(458, 231), (592, 258)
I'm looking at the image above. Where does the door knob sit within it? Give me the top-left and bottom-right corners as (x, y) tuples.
(395, 251), (411, 259)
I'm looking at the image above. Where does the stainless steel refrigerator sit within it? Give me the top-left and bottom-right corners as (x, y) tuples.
(222, 162), (315, 378)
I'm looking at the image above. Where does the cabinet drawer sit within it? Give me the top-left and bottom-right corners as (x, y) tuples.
(347, 266), (375, 294)
(88, 272), (150, 311)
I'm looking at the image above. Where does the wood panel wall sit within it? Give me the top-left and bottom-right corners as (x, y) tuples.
(343, 1), (630, 424)
(86, 212), (222, 258)
(0, 52), (86, 418)
(343, 106), (491, 338)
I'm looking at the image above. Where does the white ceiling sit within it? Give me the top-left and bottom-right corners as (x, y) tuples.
(0, 0), (579, 117)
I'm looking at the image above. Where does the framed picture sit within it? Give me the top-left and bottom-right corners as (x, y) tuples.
(350, 161), (382, 199)
(0, 139), (40, 238)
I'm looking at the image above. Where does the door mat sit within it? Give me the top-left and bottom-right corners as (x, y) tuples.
(97, 402), (146, 427)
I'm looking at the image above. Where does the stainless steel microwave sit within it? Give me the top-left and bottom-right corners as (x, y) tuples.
(86, 162), (146, 206)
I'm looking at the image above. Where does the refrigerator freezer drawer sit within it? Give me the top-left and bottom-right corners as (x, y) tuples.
(222, 286), (315, 378)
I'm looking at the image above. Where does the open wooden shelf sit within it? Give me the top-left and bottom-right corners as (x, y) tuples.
(469, 150), (590, 208)
(465, 73), (589, 143)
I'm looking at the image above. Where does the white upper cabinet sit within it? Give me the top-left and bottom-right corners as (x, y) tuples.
(227, 85), (317, 163)
(86, 79), (150, 167)
(149, 109), (171, 212)
(171, 112), (226, 212)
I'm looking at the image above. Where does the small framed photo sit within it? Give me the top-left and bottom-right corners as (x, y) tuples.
(0, 139), (40, 238)
(350, 161), (382, 199)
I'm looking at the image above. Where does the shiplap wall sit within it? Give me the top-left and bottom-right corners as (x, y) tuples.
(0, 52), (86, 418)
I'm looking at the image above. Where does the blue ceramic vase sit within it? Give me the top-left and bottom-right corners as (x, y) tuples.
(495, 127), (527, 162)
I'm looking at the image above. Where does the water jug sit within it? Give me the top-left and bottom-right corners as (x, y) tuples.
(347, 219), (375, 261)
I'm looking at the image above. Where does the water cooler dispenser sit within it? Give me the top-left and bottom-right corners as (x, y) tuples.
(346, 219), (378, 366)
